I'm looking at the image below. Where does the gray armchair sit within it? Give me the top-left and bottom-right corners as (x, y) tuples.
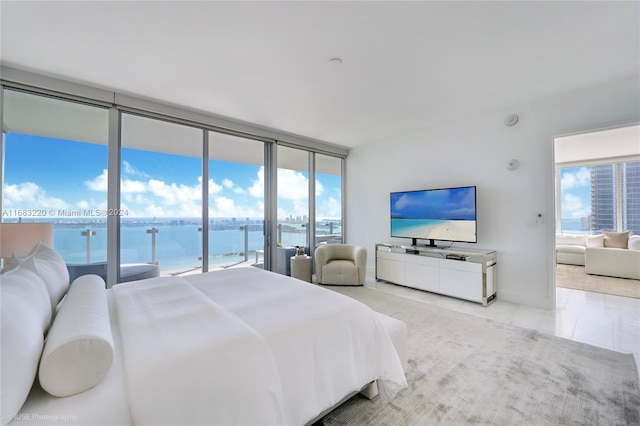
(315, 244), (367, 285)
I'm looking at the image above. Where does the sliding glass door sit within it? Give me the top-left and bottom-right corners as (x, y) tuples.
(120, 113), (203, 276)
(1, 89), (109, 271)
(315, 154), (343, 245)
(1, 83), (348, 283)
(207, 132), (265, 270)
(276, 146), (310, 275)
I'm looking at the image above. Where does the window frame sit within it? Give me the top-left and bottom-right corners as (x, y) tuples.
(1, 74), (347, 286)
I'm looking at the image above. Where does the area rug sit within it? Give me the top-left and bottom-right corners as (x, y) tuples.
(556, 264), (640, 299)
(320, 286), (640, 425)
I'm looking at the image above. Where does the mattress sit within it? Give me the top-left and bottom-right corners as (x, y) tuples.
(10, 266), (406, 425)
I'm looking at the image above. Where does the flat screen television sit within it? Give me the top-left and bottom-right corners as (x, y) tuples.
(390, 185), (477, 247)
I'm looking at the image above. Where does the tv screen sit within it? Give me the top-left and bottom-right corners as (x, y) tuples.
(390, 186), (477, 246)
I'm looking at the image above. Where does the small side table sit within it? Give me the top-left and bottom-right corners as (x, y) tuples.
(290, 255), (312, 282)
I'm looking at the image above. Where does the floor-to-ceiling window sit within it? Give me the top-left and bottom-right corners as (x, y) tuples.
(315, 153), (343, 245)
(555, 125), (640, 237)
(120, 113), (203, 276)
(208, 132), (265, 270)
(276, 145), (310, 275)
(558, 161), (640, 236)
(2, 72), (348, 283)
(1, 89), (109, 269)
(622, 161), (640, 233)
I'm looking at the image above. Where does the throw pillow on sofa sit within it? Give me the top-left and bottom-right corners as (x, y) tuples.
(629, 235), (640, 251)
(586, 234), (604, 247)
(603, 231), (630, 249)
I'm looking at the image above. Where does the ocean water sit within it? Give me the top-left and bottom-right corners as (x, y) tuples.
(52, 222), (331, 271)
(390, 218), (446, 238)
(560, 218), (589, 234)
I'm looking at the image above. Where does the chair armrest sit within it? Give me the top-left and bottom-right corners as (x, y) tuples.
(353, 246), (368, 284)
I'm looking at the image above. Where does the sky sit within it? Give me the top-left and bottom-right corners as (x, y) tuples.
(390, 186), (476, 220)
(2, 134), (342, 221)
(560, 167), (591, 220)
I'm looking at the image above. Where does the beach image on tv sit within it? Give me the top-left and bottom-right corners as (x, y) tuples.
(390, 186), (476, 242)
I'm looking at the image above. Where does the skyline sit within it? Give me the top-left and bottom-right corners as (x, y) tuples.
(2, 133), (342, 221)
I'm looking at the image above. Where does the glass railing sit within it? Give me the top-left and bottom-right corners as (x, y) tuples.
(43, 219), (341, 275)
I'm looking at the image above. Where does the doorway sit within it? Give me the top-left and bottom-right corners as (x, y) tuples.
(553, 124), (640, 296)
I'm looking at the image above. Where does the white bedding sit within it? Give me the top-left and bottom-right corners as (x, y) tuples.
(11, 267), (407, 426)
(10, 291), (132, 426)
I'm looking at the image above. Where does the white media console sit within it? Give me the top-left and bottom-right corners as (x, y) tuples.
(375, 243), (497, 306)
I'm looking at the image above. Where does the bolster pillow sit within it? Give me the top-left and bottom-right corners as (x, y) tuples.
(39, 274), (114, 397)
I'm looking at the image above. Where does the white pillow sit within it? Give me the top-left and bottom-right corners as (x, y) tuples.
(556, 234), (586, 246)
(18, 242), (70, 312)
(0, 254), (22, 274)
(1, 256), (53, 331)
(1, 259), (52, 426)
(39, 274), (114, 397)
(586, 234), (605, 248)
(629, 235), (640, 251)
(30, 242), (70, 304)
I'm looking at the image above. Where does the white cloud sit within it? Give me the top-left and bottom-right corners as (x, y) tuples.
(3, 182), (68, 210)
(563, 193), (590, 219)
(248, 167), (264, 198)
(122, 160), (151, 178)
(82, 170), (229, 217)
(122, 179), (147, 193)
(278, 169), (309, 200)
(85, 169), (108, 191)
(222, 178), (247, 195)
(209, 178), (223, 195)
(247, 167), (310, 201)
(317, 196), (341, 219)
(561, 167), (590, 189)
(79, 165), (327, 219)
(210, 196), (261, 218)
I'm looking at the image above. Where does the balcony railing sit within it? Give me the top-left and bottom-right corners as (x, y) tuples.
(61, 220), (342, 273)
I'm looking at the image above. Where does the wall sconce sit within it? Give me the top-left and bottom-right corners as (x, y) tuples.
(0, 222), (54, 267)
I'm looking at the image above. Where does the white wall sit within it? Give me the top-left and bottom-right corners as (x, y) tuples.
(346, 75), (639, 308)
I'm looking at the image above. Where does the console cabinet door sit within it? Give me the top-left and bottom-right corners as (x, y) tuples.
(377, 251), (405, 284)
(405, 256), (439, 293)
(439, 260), (482, 302)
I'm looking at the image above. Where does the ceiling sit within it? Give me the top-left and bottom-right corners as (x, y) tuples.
(1, 1), (638, 148)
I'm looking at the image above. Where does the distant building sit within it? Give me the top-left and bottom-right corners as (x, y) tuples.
(591, 162), (640, 235)
(580, 216), (590, 230)
(623, 162), (640, 235)
(590, 165), (615, 232)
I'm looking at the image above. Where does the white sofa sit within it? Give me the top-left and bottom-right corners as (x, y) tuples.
(586, 247), (640, 280)
(556, 234), (588, 266)
(585, 232), (640, 280)
(557, 232), (640, 280)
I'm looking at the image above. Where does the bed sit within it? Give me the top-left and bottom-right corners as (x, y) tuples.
(1, 243), (407, 426)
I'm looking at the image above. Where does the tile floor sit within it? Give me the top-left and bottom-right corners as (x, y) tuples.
(364, 279), (640, 376)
